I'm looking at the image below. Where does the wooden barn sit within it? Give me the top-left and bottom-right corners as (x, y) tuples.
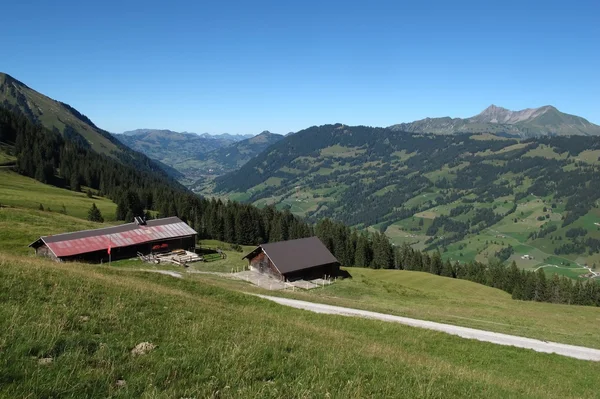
(242, 237), (340, 281)
(29, 216), (197, 263)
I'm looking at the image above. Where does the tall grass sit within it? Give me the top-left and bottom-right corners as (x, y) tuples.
(1, 254), (600, 398)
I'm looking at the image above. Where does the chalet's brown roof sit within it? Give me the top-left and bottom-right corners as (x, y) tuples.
(243, 237), (339, 275)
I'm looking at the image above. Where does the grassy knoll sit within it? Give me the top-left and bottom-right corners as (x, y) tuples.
(0, 147), (15, 164)
(0, 169), (117, 221)
(2, 254), (600, 398)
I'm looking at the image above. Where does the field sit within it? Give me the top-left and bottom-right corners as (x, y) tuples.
(3, 253), (600, 398)
(0, 169), (117, 221)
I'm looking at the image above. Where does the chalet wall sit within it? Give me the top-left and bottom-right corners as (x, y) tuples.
(249, 252), (283, 280)
(35, 244), (59, 261)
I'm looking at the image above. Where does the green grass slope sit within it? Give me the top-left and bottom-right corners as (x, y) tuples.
(0, 169), (117, 222)
(3, 254), (600, 398)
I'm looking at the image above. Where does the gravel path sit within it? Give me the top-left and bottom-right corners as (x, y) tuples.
(255, 294), (600, 362)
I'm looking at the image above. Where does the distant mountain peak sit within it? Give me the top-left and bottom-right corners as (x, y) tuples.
(389, 104), (600, 137)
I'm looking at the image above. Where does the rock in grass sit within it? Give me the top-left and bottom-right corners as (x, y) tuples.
(131, 342), (156, 356)
(38, 357), (53, 365)
(115, 379), (127, 387)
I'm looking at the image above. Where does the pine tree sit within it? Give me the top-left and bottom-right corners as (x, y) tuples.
(87, 203), (104, 223)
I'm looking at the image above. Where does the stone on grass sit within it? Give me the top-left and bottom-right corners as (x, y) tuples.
(131, 342), (156, 356)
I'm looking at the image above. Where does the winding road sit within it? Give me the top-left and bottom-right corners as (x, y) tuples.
(255, 294), (600, 362)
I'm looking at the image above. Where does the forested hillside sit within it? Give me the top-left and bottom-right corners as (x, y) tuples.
(215, 124), (600, 278)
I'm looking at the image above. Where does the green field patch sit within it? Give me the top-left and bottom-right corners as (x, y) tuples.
(0, 147), (16, 164)
(394, 217), (433, 235)
(523, 144), (568, 160)
(414, 210), (438, 219)
(315, 167), (334, 175)
(0, 169), (117, 221)
(391, 149), (416, 161)
(279, 166), (303, 175)
(576, 149), (600, 164)
(474, 143), (528, 157)
(404, 192), (440, 208)
(385, 224), (431, 250)
(320, 144), (366, 158)
(227, 191), (253, 202)
(373, 184), (397, 197)
(469, 133), (511, 141)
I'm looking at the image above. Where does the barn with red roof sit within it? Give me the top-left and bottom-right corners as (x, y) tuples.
(29, 216), (197, 262)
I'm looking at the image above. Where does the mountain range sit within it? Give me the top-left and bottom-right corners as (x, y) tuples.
(4, 71), (600, 278)
(121, 129), (253, 141)
(113, 128), (283, 185)
(389, 105), (600, 137)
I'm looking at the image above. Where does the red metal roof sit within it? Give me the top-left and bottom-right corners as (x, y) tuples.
(30, 217), (196, 258)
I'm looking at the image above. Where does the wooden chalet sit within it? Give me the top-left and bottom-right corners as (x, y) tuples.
(242, 237), (340, 281)
(29, 216), (197, 263)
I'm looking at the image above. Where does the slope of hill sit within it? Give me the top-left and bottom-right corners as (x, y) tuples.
(389, 105), (600, 137)
(115, 129), (283, 186)
(214, 124), (600, 276)
(2, 199), (600, 397)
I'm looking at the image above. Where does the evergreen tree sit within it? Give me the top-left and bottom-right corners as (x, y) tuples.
(87, 203), (104, 223)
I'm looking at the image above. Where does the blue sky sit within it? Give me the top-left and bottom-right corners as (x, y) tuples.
(2, 0), (599, 134)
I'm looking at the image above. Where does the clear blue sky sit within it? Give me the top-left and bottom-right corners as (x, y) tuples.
(2, 0), (599, 134)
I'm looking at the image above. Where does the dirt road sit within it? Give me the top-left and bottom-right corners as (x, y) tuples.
(255, 294), (600, 362)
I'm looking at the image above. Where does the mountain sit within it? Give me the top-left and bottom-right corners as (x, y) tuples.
(197, 132), (254, 141)
(214, 123), (600, 273)
(114, 129), (283, 186)
(122, 129), (253, 142)
(389, 105), (600, 137)
(0, 72), (182, 179)
(116, 129), (236, 154)
(0, 73), (126, 157)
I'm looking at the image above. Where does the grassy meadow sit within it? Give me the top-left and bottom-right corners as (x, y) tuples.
(3, 253), (600, 398)
(0, 169), (118, 221)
